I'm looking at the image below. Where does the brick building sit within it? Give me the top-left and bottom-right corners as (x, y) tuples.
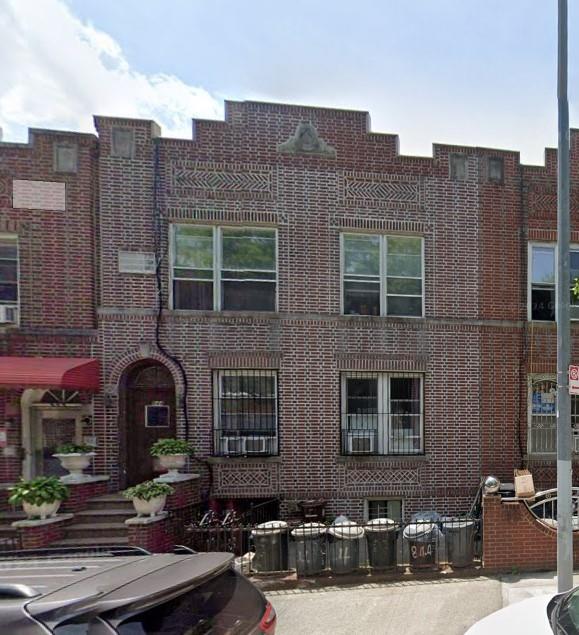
(1, 100), (578, 523)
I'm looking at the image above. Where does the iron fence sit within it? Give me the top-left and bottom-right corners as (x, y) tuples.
(177, 516), (481, 577)
(0, 534), (21, 553)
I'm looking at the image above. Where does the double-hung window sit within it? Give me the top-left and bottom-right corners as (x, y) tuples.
(0, 235), (18, 324)
(172, 225), (277, 311)
(529, 243), (579, 321)
(213, 370), (278, 456)
(342, 234), (423, 317)
(341, 372), (423, 455)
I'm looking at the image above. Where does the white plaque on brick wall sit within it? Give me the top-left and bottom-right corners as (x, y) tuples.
(12, 180), (66, 211)
(118, 251), (156, 274)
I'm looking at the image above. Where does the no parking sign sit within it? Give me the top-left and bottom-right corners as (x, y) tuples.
(570, 365), (579, 394)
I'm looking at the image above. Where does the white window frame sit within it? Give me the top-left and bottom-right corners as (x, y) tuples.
(340, 233), (424, 318)
(213, 370), (279, 456)
(170, 224), (278, 312)
(527, 242), (579, 322)
(341, 372), (424, 455)
(0, 234), (19, 323)
(364, 498), (405, 522)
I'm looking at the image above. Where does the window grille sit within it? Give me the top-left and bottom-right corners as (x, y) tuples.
(213, 370), (279, 457)
(341, 372), (424, 456)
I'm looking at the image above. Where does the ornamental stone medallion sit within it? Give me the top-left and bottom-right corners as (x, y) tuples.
(277, 122), (336, 158)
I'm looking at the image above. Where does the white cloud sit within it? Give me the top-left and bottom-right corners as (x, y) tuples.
(0, 0), (223, 141)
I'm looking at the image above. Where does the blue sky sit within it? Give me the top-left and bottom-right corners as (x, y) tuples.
(1, 0), (578, 163)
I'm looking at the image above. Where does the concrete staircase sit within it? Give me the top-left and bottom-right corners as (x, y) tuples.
(52, 493), (133, 547)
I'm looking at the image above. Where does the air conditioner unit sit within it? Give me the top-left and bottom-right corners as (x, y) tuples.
(245, 436), (268, 455)
(574, 435), (579, 454)
(0, 305), (18, 324)
(222, 436), (245, 456)
(347, 431), (375, 454)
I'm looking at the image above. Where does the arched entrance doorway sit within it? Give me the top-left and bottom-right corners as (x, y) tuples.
(119, 360), (177, 487)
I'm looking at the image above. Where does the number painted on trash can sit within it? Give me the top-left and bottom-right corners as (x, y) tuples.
(410, 543), (433, 559)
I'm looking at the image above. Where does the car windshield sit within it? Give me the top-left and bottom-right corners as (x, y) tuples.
(555, 587), (579, 633)
(115, 569), (264, 635)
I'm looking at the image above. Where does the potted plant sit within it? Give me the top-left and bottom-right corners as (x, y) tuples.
(53, 442), (95, 482)
(8, 476), (69, 520)
(123, 480), (174, 517)
(150, 438), (193, 479)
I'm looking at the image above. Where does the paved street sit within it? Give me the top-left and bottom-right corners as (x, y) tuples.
(267, 572), (579, 635)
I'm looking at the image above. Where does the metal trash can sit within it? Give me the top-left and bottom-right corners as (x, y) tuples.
(327, 521), (365, 574)
(442, 518), (476, 568)
(365, 518), (398, 569)
(251, 521), (289, 572)
(403, 522), (438, 570)
(291, 522), (326, 576)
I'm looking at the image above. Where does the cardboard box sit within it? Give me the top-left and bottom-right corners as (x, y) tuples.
(514, 469), (535, 499)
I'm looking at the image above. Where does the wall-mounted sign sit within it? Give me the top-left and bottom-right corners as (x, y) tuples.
(118, 251), (156, 274)
(145, 404), (170, 428)
(570, 365), (579, 395)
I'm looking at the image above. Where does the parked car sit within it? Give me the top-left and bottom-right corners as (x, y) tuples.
(465, 586), (579, 634)
(0, 545), (276, 634)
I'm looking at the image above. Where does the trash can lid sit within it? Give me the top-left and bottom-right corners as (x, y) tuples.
(442, 519), (476, 531)
(328, 521), (365, 540)
(251, 520), (288, 535)
(403, 522), (436, 539)
(291, 522), (326, 538)
(365, 518), (397, 532)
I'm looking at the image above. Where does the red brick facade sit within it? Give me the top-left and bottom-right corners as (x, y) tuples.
(0, 129), (97, 490)
(2, 101), (579, 523)
(482, 494), (579, 571)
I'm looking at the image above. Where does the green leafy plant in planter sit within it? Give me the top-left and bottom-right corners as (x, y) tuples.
(9, 476), (70, 506)
(123, 480), (175, 517)
(123, 480), (174, 502)
(8, 476), (69, 520)
(149, 439), (193, 457)
(55, 443), (95, 454)
(150, 439), (193, 480)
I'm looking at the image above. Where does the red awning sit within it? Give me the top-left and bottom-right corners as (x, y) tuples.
(0, 357), (100, 391)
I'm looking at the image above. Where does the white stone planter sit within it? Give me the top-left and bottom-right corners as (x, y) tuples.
(157, 454), (188, 479)
(22, 500), (61, 520)
(131, 495), (167, 518)
(53, 453), (95, 483)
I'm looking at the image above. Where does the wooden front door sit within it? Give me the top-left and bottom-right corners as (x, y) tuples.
(122, 362), (176, 487)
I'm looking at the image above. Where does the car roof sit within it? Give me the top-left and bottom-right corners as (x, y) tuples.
(0, 548), (233, 628)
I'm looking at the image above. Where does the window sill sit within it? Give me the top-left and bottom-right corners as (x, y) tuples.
(207, 455), (282, 464)
(337, 454), (429, 465)
(339, 314), (426, 322)
(169, 309), (280, 318)
(527, 453), (579, 462)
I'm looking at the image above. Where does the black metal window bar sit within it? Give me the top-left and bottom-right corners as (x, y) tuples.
(213, 370), (279, 457)
(341, 372), (424, 456)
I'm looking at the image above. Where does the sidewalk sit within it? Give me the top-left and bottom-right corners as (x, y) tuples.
(266, 571), (575, 635)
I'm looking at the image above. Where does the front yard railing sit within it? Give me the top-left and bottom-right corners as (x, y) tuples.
(177, 517), (481, 577)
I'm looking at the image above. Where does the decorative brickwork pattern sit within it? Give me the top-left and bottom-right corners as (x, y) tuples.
(343, 173), (419, 206)
(171, 161), (273, 200)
